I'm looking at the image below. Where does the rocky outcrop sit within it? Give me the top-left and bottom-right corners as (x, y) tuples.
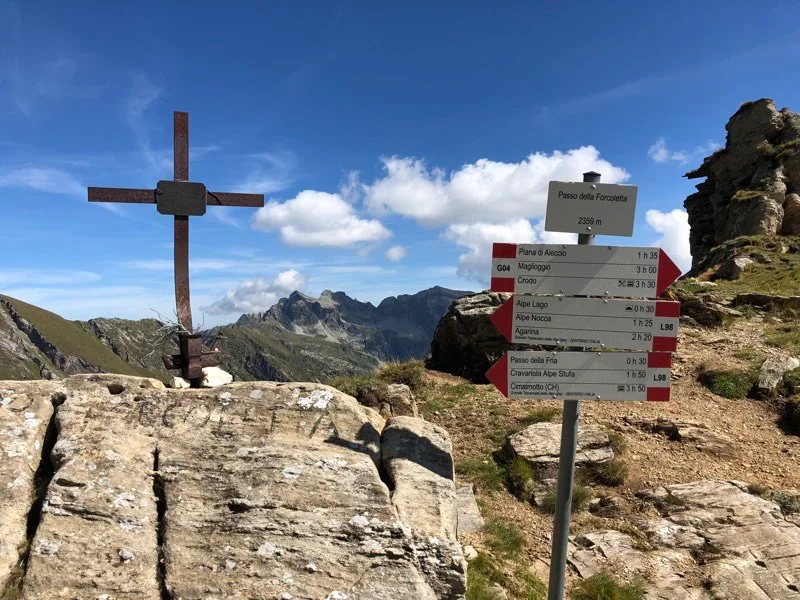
(77, 317), (177, 374)
(756, 356), (800, 396)
(684, 99), (800, 272)
(570, 480), (800, 599)
(0, 375), (465, 599)
(427, 292), (527, 383)
(625, 417), (734, 456)
(508, 422), (614, 469)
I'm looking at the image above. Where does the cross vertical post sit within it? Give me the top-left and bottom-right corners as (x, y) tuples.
(87, 110), (265, 387)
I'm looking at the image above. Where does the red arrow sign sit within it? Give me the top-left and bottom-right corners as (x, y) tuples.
(486, 351), (672, 402)
(491, 244), (682, 297)
(489, 296), (680, 352)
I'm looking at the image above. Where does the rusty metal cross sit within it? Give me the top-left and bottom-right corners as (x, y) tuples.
(88, 111), (265, 386)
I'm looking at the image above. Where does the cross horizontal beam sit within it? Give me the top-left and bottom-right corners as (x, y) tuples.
(88, 187), (263, 207)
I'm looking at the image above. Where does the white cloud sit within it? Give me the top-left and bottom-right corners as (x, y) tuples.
(231, 152), (294, 194)
(648, 137), (720, 164)
(363, 147), (629, 227)
(442, 219), (578, 283)
(252, 190), (391, 247)
(125, 73), (171, 174)
(0, 166), (85, 197)
(645, 209), (692, 273)
(385, 245), (408, 262)
(0, 269), (101, 286)
(202, 269), (307, 314)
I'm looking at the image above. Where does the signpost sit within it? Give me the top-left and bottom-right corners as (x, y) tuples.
(490, 296), (680, 351)
(485, 351), (673, 401)
(545, 180), (638, 236)
(490, 243), (682, 297)
(485, 171), (681, 600)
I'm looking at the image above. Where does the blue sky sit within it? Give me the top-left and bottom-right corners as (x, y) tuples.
(2, 0), (800, 327)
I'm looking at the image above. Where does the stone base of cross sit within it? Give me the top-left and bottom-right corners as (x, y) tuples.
(87, 111), (264, 387)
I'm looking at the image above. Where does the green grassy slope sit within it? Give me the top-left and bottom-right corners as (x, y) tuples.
(679, 235), (800, 297)
(0, 295), (157, 378)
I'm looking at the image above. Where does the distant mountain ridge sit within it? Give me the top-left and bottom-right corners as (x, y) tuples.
(0, 286), (470, 383)
(235, 286), (470, 362)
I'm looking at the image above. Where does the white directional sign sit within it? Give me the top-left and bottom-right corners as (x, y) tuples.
(545, 181), (638, 237)
(490, 243), (681, 298)
(486, 351), (672, 401)
(491, 296), (680, 351)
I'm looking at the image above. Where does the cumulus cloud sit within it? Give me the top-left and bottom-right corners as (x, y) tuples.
(385, 245), (408, 262)
(252, 190), (391, 247)
(443, 219), (577, 282)
(648, 138), (720, 164)
(202, 269), (307, 315)
(363, 147), (629, 227)
(645, 209), (692, 272)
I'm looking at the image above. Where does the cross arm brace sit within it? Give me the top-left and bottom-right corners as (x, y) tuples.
(88, 187), (156, 204)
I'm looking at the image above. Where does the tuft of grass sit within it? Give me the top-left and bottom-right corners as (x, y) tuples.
(733, 347), (765, 363)
(584, 458), (628, 487)
(782, 369), (800, 396)
(466, 553), (508, 600)
(456, 459), (506, 492)
(699, 368), (756, 399)
(377, 360), (425, 392)
(540, 485), (592, 514)
(765, 324), (800, 355)
(773, 491), (800, 515)
(514, 566), (547, 600)
(731, 189), (766, 202)
(518, 407), (561, 427)
(607, 431), (627, 455)
(327, 374), (380, 398)
(505, 457), (535, 501)
(570, 570), (646, 600)
(484, 517), (525, 557)
(747, 482), (771, 497)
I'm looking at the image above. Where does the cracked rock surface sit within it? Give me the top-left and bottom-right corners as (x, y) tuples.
(569, 480), (800, 599)
(0, 374), (466, 600)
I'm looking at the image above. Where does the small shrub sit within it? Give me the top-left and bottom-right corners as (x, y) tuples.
(607, 431), (627, 455)
(378, 360), (425, 391)
(570, 570), (646, 600)
(540, 485), (592, 514)
(484, 518), (525, 557)
(773, 491), (800, 515)
(456, 459), (505, 492)
(780, 398), (800, 435)
(747, 482), (770, 497)
(518, 407), (561, 427)
(506, 457), (535, 500)
(585, 458), (628, 487)
(699, 368), (756, 399)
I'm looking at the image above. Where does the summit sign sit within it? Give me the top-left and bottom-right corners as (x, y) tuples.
(545, 180), (638, 236)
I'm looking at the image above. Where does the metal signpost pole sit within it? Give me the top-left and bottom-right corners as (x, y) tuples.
(546, 170), (599, 600)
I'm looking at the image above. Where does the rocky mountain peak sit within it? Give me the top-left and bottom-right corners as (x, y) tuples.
(684, 98), (800, 272)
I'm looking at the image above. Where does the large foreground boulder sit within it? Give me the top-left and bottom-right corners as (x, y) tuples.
(0, 375), (466, 600)
(427, 292), (526, 383)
